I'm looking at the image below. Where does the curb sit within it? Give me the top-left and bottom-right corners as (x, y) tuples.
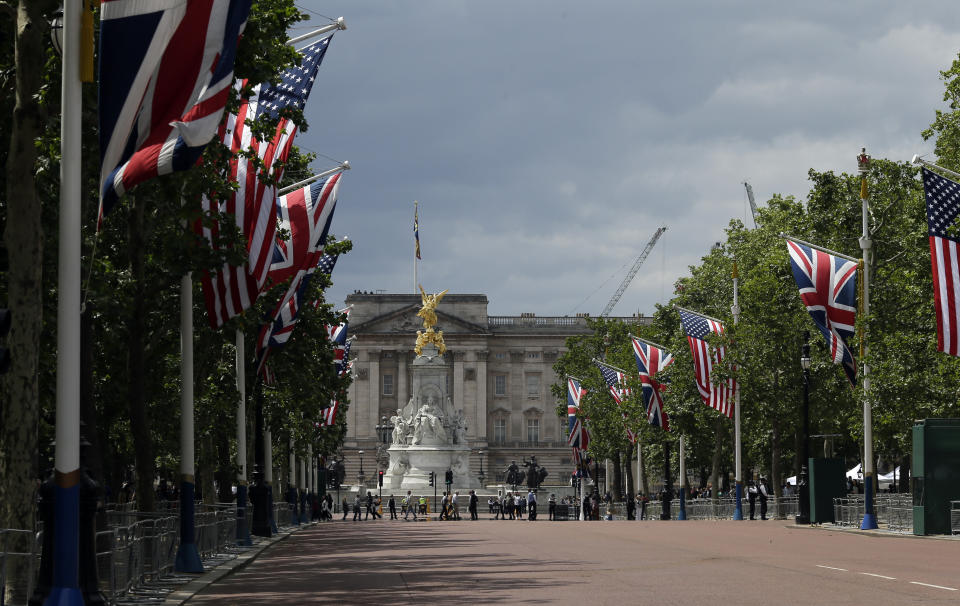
(163, 522), (317, 605)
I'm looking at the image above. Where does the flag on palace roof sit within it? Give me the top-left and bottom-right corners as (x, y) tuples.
(678, 308), (735, 418)
(98, 0), (251, 226)
(631, 337), (673, 432)
(922, 167), (960, 357)
(785, 238), (858, 385)
(200, 36), (334, 329)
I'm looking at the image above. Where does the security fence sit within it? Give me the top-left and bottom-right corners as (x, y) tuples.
(832, 494), (913, 533)
(1, 500), (305, 606)
(952, 501), (960, 535)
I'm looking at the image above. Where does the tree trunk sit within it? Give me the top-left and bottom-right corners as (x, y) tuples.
(611, 449), (622, 500)
(638, 441), (648, 496)
(711, 415), (723, 503)
(127, 198), (155, 512)
(1, 1), (55, 601)
(200, 433), (216, 505)
(624, 443), (635, 498)
(771, 417), (783, 518)
(216, 429), (233, 503)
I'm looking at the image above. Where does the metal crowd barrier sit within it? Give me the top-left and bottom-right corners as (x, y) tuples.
(0, 528), (40, 604)
(952, 501), (960, 535)
(832, 494), (913, 533)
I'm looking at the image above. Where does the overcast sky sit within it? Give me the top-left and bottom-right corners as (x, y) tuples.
(292, 1), (960, 316)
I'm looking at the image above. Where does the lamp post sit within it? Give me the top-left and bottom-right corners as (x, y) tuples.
(796, 332), (811, 525)
(857, 148), (878, 530)
(477, 450), (486, 488)
(357, 450), (365, 489)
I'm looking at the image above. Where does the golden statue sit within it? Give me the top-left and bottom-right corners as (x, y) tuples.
(415, 285), (448, 356)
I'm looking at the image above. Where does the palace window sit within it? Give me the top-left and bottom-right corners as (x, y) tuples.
(526, 374), (540, 398)
(526, 418), (540, 444)
(495, 375), (507, 396)
(494, 418), (506, 444)
(382, 373), (394, 396)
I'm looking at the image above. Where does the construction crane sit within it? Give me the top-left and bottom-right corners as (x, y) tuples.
(600, 226), (667, 317)
(744, 181), (759, 227)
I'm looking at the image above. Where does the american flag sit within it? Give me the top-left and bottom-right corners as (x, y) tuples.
(594, 360), (637, 444)
(255, 250), (341, 375)
(566, 377), (589, 450)
(268, 172), (342, 287)
(786, 238), (859, 384)
(922, 168), (960, 357)
(678, 308), (736, 418)
(98, 0), (252, 226)
(631, 337), (673, 431)
(200, 36), (334, 329)
(319, 401), (338, 426)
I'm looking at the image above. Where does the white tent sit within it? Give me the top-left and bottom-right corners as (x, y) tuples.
(785, 475), (796, 486)
(846, 463), (861, 480)
(878, 467), (901, 488)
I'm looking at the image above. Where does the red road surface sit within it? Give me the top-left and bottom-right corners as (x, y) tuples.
(188, 518), (960, 605)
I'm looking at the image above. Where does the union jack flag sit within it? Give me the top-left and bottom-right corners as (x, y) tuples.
(786, 238), (858, 385)
(566, 377), (589, 450)
(922, 168), (960, 357)
(268, 173), (342, 287)
(98, 0), (251, 226)
(631, 337), (673, 431)
(262, 363), (276, 387)
(255, 250), (341, 375)
(200, 36), (334, 329)
(594, 360), (637, 444)
(678, 308), (736, 418)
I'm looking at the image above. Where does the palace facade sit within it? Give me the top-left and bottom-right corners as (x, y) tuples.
(338, 292), (651, 490)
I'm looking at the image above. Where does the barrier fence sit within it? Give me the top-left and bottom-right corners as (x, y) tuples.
(952, 501), (960, 535)
(1, 499), (306, 606)
(833, 494), (913, 533)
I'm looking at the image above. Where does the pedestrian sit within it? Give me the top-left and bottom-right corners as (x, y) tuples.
(488, 496), (495, 515)
(403, 490), (416, 520)
(748, 480), (758, 520)
(514, 493), (524, 520)
(548, 493), (557, 521)
(353, 493), (362, 521)
(582, 493), (591, 520)
(758, 477), (769, 520)
(419, 495), (427, 515)
(469, 490), (479, 520)
(504, 492), (514, 520)
(640, 493), (648, 520)
(527, 490), (537, 521)
(439, 492), (449, 520)
(342, 496), (350, 520)
(452, 491), (460, 520)
(365, 491), (376, 520)
(626, 493), (636, 520)
(388, 494), (397, 519)
(374, 494), (383, 519)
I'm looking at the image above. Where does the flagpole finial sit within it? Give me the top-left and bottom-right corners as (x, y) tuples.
(857, 148), (871, 174)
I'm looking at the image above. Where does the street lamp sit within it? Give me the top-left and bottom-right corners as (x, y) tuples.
(796, 331), (811, 525)
(357, 449), (365, 488)
(50, 8), (64, 55)
(477, 450), (486, 487)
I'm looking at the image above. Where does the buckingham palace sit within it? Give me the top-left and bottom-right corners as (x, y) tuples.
(337, 292), (650, 490)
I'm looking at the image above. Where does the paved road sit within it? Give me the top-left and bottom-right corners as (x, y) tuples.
(189, 518), (960, 605)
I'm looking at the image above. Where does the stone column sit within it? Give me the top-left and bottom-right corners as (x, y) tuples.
(510, 351), (524, 440)
(365, 350), (380, 439)
(397, 351), (408, 411)
(453, 351), (465, 416)
(475, 351), (488, 444)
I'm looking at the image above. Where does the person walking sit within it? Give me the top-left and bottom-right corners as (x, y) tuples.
(365, 491), (376, 520)
(469, 490), (479, 520)
(548, 493), (557, 520)
(388, 494), (397, 519)
(504, 492), (514, 520)
(342, 496), (350, 520)
(403, 490), (417, 520)
(527, 490), (537, 521)
(626, 493), (636, 520)
(353, 493), (362, 521)
(514, 493), (524, 520)
(452, 491), (461, 520)
(748, 480), (758, 520)
(439, 492), (449, 520)
(758, 477), (769, 520)
(639, 493), (648, 520)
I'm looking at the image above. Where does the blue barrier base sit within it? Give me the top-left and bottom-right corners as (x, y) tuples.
(45, 483), (83, 606)
(860, 513), (878, 530)
(44, 587), (85, 606)
(733, 483), (744, 520)
(175, 480), (203, 573)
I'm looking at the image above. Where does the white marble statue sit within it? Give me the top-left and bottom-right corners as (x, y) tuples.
(412, 396), (447, 445)
(390, 413), (410, 445)
(453, 409), (467, 444)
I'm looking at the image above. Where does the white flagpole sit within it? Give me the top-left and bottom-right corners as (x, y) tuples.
(858, 149), (878, 530)
(276, 162), (349, 196)
(414, 201), (419, 294)
(287, 17), (346, 46)
(732, 262), (743, 520)
(236, 329), (251, 544)
(174, 274), (202, 571)
(51, 0), (83, 599)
